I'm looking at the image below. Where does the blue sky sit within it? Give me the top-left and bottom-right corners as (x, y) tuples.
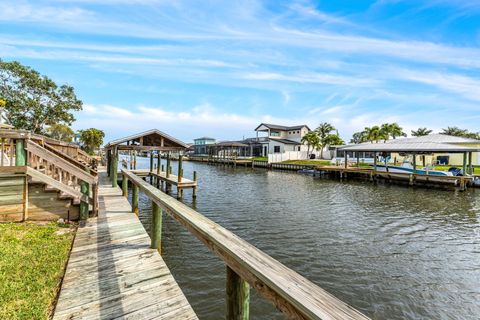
(1, 0), (480, 143)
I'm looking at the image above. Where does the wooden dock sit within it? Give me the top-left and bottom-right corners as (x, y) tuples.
(130, 169), (197, 198)
(314, 165), (476, 191)
(53, 168), (197, 320)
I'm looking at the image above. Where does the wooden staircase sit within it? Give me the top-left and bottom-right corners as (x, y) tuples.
(0, 129), (98, 222)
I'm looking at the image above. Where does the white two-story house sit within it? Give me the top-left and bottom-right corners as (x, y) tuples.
(254, 123), (311, 156)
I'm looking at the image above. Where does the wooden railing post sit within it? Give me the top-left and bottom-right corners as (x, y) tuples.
(15, 139), (26, 166)
(150, 151), (154, 173)
(132, 184), (139, 216)
(112, 149), (118, 188)
(93, 183), (98, 216)
(122, 173), (128, 197)
(166, 153), (171, 178)
(193, 171), (197, 198)
(178, 155), (183, 182)
(151, 201), (162, 253)
(80, 181), (89, 221)
(226, 266), (250, 320)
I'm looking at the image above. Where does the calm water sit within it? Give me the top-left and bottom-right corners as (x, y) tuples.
(128, 156), (480, 320)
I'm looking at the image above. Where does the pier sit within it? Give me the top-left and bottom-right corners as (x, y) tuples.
(53, 168), (197, 319)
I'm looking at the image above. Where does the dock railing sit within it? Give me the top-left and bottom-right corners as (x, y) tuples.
(0, 129), (98, 219)
(121, 168), (370, 320)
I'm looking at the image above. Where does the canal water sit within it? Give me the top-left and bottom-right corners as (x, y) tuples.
(129, 156), (480, 319)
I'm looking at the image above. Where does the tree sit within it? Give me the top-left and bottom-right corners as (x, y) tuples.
(315, 122), (338, 159)
(440, 126), (480, 139)
(380, 123), (391, 142)
(324, 133), (344, 146)
(0, 60), (82, 134)
(388, 123), (406, 139)
(301, 131), (319, 157)
(46, 124), (75, 142)
(350, 131), (368, 144)
(364, 126), (382, 143)
(79, 128), (104, 155)
(411, 127), (432, 137)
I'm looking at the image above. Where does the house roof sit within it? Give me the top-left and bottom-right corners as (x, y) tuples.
(339, 141), (480, 153)
(259, 138), (301, 145)
(105, 129), (187, 149)
(255, 123), (311, 132)
(389, 134), (480, 144)
(215, 141), (249, 147)
(194, 136), (216, 141)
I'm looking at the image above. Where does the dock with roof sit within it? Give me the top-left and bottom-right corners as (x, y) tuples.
(321, 134), (480, 191)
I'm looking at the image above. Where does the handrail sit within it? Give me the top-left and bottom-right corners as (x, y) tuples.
(26, 140), (96, 185)
(43, 143), (97, 176)
(26, 167), (90, 204)
(122, 168), (370, 320)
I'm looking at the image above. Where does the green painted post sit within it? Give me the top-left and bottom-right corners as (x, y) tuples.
(132, 184), (139, 216)
(468, 152), (473, 175)
(462, 152), (467, 175)
(178, 155), (183, 182)
(157, 152), (161, 174)
(151, 201), (162, 253)
(193, 171), (197, 198)
(112, 150), (118, 188)
(133, 151), (137, 170)
(226, 266), (250, 320)
(122, 173), (128, 197)
(80, 181), (89, 221)
(150, 151), (154, 173)
(15, 139), (26, 166)
(166, 153), (171, 178)
(107, 150), (111, 176)
(412, 153), (417, 174)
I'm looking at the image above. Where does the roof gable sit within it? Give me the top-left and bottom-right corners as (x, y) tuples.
(105, 129), (187, 149)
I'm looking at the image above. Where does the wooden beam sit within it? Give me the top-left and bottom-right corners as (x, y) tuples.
(116, 145), (185, 151)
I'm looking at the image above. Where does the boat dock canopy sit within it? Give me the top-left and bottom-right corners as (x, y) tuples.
(105, 129), (187, 151)
(339, 134), (480, 153)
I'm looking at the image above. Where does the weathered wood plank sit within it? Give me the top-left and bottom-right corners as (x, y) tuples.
(53, 168), (197, 320)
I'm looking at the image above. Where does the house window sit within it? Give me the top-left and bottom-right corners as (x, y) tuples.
(270, 131), (280, 137)
(297, 131), (300, 134)
(274, 146), (280, 153)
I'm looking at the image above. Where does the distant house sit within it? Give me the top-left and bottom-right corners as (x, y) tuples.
(193, 137), (216, 155)
(255, 123), (311, 156)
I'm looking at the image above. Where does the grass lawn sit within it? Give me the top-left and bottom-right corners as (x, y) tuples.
(252, 156), (268, 161)
(0, 223), (75, 320)
(281, 159), (332, 166)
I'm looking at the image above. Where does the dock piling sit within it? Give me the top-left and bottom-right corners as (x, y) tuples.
(226, 266), (250, 320)
(122, 174), (128, 197)
(132, 184), (139, 216)
(151, 201), (163, 253)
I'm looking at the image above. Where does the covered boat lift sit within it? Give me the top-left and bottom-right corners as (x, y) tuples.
(104, 129), (187, 188)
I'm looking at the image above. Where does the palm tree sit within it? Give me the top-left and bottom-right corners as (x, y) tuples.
(389, 123), (406, 139)
(441, 126), (469, 137)
(364, 126), (382, 143)
(315, 122), (336, 159)
(411, 127), (432, 137)
(301, 131), (319, 157)
(350, 131), (368, 144)
(380, 123), (391, 142)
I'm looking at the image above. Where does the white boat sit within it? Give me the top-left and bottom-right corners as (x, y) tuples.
(373, 162), (455, 176)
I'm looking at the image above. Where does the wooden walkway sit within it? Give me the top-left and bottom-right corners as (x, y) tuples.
(53, 169), (197, 320)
